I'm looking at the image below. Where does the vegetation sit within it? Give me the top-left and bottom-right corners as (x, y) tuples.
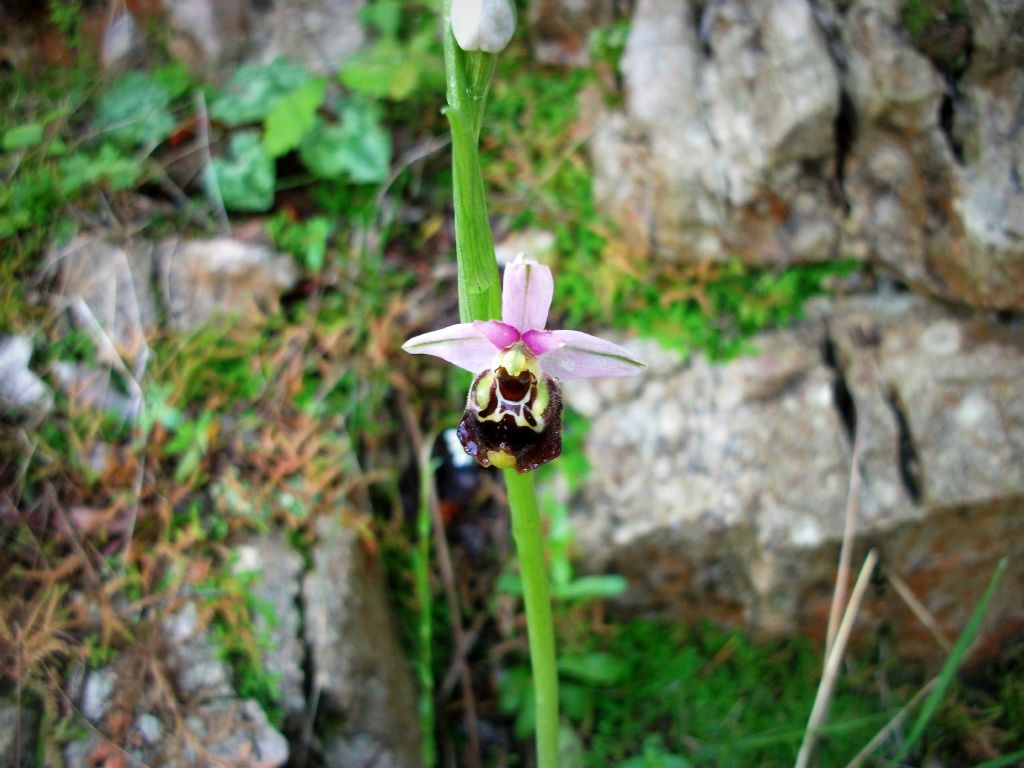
(0, 2), (1021, 767)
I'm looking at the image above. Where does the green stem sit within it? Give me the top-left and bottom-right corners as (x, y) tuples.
(505, 470), (560, 768)
(441, 3), (560, 765)
(442, 0), (501, 324)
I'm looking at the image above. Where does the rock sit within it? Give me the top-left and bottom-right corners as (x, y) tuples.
(65, 601), (288, 767)
(50, 236), (156, 365)
(234, 534), (306, 720)
(0, 336), (53, 423)
(565, 296), (1024, 658)
(528, 0), (617, 67)
(304, 515), (422, 768)
(51, 362), (143, 422)
(590, 0), (1024, 310)
(164, 0), (250, 73)
(596, 0), (842, 267)
(248, 0), (366, 76)
(100, 12), (145, 71)
(494, 229), (556, 266)
(0, 702), (37, 768)
(155, 237), (298, 331)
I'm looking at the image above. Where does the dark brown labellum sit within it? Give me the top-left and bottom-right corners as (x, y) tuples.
(457, 367), (562, 473)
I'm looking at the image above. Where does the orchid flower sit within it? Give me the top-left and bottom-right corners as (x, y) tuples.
(403, 254), (645, 472)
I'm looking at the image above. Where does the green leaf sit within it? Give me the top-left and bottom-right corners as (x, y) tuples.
(339, 38), (422, 101)
(557, 652), (629, 686)
(358, 0), (402, 37)
(299, 101), (391, 184)
(3, 122), (44, 151)
(210, 59), (313, 126)
(58, 143), (143, 197)
(554, 574), (628, 601)
(208, 131), (275, 212)
(152, 62), (193, 99)
(96, 71), (175, 147)
(262, 78), (326, 158)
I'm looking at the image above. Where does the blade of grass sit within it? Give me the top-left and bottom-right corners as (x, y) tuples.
(885, 557), (1009, 767)
(971, 748), (1024, 768)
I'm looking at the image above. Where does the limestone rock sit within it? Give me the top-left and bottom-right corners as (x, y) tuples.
(234, 534), (306, 720)
(566, 296), (1024, 658)
(51, 362), (142, 422)
(598, 0), (842, 266)
(304, 515), (422, 768)
(65, 601), (288, 767)
(51, 236), (156, 365)
(0, 336), (53, 424)
(590, 0), (1024, 310)
(0, 702), (36, 768)
(164, 0), (251, 73)
(248, 0), (366, 76)
(156, 237), (298, 331)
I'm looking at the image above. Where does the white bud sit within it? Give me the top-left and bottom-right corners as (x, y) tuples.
(451, 0), (516, 54)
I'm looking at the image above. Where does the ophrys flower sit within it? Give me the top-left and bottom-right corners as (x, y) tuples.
(403, 255), (645, 472)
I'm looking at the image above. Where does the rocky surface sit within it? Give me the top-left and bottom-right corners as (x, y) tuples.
(49, 232), (298, 344)
(64, 601), (289, 768)
(0, 335), (53, 424)
(234, 534), (307, 721)
(564, 295), (1024, 657)
(156, 237), (297, 331)
(304, 515), (422, 768)
(590, 0), (1024, 311)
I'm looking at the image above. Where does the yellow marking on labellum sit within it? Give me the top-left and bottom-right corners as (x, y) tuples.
(475, 370), (494, 410)
(486, 450), (517, 469)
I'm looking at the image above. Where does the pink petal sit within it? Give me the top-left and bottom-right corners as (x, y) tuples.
(524, 329), (646, 380)
(402, 323), (498, 373)
(473, 320), (521, 349)
(502, 255), (553, 332)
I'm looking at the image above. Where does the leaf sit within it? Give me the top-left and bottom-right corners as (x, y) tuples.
(209, 59), (313, 126)
(262, 79), (326, 158)
(3, 122), (44, 151)
(554, 574), (628, 601)
(95, 71), (174, 147)
(152, 62), (193, 99)
(557, 652), (629, 686)
(358, 0), (402, 37)
(338, 38), (420, 101)
(207, 131), (275, 212)
(299, 101), (391, 184)
(58, 143), (143, 197)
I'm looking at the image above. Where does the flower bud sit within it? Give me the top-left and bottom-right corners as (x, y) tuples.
(451, 0), (516, 54)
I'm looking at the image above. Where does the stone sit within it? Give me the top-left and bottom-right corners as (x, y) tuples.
(494, 229), (556, 266)
(234, 534), (306, 720)
(0, 702), (37, 768)
(155, 237), (298, 331)
(50, 236), (156, 365)
(164, 0), (250, 73)
(589, 0), (1024, 311)
(597, 0), (842, 267)
(304, 514), (422, 768)
(248, 0), (366, 76)
(0, 336), (53, 423)
(65, 601), (288, 768)
(51, 362), (143, 422)
(565, 296), (1024, 658)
